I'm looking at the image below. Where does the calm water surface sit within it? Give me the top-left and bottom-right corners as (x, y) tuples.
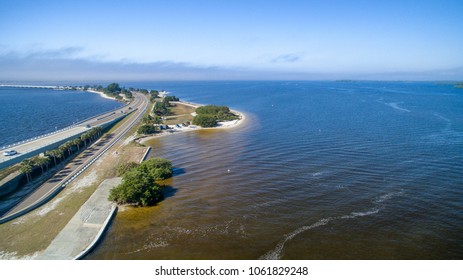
(88, 81), (463, 259)
(0, 87), (122, 147)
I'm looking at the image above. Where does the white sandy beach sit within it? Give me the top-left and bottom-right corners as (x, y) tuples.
(86, 89), (119, 101)
(139, 101), (246, 144)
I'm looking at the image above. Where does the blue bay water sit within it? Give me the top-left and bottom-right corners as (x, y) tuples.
(0, 87), (123, 147)
(86, 81), (463, 259)
(6, 81), (461, 259)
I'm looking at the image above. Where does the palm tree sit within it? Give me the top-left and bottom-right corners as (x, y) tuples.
(31, 157), (43, 174)
(72, 138), (82, 150)
(42, 156), (50, 171)
(46, 150), (57, 166)
(35, 156), (50, 174)
(93, 127), (103, 139)
(59, 143), (71, 157)
(81, 133), (90, 146)
(57, 146), (66, 162)
(20, 160), (33, 182)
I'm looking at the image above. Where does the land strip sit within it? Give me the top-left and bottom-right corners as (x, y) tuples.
(0, 93), (148, 224)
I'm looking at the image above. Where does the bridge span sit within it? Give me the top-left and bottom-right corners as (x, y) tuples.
(0, 91), (143, 170)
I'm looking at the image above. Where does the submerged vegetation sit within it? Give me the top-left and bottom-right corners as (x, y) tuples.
(109, 158), (173, 206)
(192, 105), (238, 127)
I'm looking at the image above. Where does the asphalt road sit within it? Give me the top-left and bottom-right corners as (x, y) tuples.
(0, 92), (148, 223)
(0, 92), (144, 166)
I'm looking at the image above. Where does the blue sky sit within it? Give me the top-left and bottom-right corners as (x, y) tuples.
(1, 0), (462, 81)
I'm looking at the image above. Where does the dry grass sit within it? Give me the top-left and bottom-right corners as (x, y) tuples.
(164, 103), (195, 125)
(0, 164), (20, 181)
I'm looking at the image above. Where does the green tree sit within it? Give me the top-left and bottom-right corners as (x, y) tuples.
(58, 146), (67, 161)
(192, 114), (217, 127)
(81, 132), (90, 146)
(195, 105), (238, 121)
(138, 124), (157, 135)
(143, 115), (154, 125)
(116, 162), (139, 176)
(104, 83), (121, 95)
(164, 96), (179, 102)
(72, 138), (82, 150)
(152, 101), (169, 116)
(139, 158), (173, 180)
(33, 156), (50, 174)
(153, 115), (163, 125)
(124, 90), (133, 99)
(20, 160), (33, 182)
(46, 150), (58, 166)
(60, 142), (72, 157)
(109, 168), (163, 206)
(109, 158), (173, 206)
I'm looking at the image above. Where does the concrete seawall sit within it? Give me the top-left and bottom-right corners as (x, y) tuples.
(36, 177), (121, 260)
(0, 172), (24, 197)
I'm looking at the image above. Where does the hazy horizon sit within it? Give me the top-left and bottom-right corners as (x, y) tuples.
(1, 0), (462, 81)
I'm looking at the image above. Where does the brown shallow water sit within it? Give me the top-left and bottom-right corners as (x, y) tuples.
(87, 81), (463, 259)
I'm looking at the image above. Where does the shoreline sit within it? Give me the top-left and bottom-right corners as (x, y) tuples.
(138, 101), (246, 144)
(86, 89), (120, 102)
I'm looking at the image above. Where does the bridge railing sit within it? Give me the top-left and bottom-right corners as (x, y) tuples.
(0, 113), (130, 164)
(0, 98), (131, 152)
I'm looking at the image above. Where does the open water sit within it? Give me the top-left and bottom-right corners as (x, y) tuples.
(20, 81), (463, 259)
(0, 87), (122, 147)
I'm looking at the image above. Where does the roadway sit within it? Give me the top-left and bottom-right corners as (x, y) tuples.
(0, 91), (144, 169)
(0, 92), (148, 223)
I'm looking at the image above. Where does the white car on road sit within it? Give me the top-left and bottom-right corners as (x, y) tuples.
(3, 150), (17, 156)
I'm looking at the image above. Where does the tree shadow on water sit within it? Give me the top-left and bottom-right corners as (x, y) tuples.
(162, 185), (177, 199)
(172, 167), (185, 177)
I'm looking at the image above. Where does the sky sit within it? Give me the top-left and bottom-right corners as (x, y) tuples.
(1, 0), (462, 81)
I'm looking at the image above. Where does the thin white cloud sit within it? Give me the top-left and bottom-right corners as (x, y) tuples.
(271, 54), (301, 63)
(0, 48), (462, 81)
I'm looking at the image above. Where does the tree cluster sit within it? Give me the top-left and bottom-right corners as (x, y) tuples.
(164, 95), (179, 102)
(192, 105), (238, 127)
(109, 158), (173, 206)
(149, 90), (159, 103)
(152, 101), (170, 116)
(116, 161), (139, 176)
(138, 124), (157, 135)
(103, 83), (121, 95)
(100, 83), (133, 100)
(20, 127), (104, 182)
(19, 156), (50, 182)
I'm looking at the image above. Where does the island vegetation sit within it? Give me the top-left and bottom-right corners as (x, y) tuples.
(136, 93), (182, 135)
(109, 158), (173, 206)
(192, 105), (239, 127)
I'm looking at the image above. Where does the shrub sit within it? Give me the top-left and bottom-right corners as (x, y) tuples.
(192, 114), (217, 127)
(138, 124), (157, 135)
(116, 161), (139, 176)
(109, 158), (173, 206)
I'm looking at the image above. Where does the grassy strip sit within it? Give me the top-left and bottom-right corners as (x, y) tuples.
(0, 102), (150, 258)
(164, 103), (195, 125)
(0, 165), (20, 182)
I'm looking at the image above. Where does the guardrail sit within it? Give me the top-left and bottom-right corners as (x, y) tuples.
(0, 96), (146, 224)
(0, 95), (131, 152)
